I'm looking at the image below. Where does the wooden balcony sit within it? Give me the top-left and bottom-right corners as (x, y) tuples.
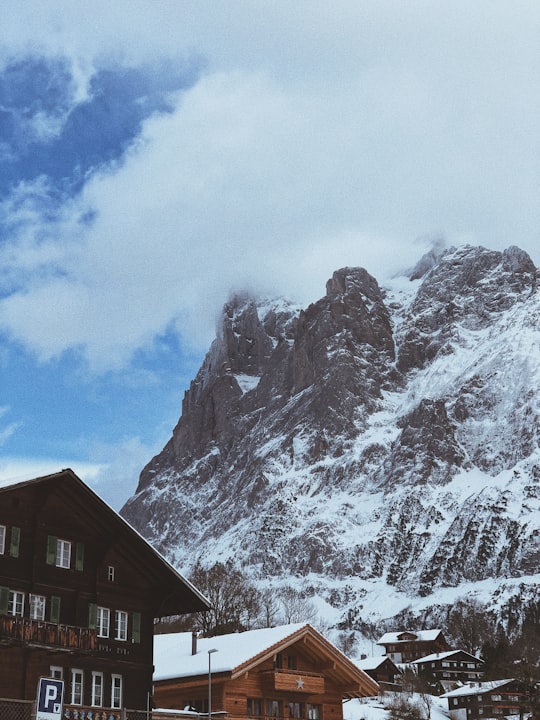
(0, 615), (97, 652)
(262, 669), (325, 694)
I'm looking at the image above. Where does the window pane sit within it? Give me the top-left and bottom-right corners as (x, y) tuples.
(0, 526), (5, 554)
(8, 590), (24, 616)
(115, 610), (128, 641)
(111, 675), (122, 709)
(71, 670), (83, 705)
(92, 673), (103, 706)
(56, 539), (71, 569)
(30, 594), (46, 620)
(97, 607), (110, 637)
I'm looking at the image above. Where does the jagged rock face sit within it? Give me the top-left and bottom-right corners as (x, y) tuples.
(121, 244), (540, 628)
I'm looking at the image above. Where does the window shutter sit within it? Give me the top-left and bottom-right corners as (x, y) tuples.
(131, 612), (141, 643)
(88, 603), (97, 629)
(49, 596), (61, 624)
(75, 542), (84, 571)
(10, 527), (20, 558)
(46, 535), (57, 565)
(0, 586), (9, 615)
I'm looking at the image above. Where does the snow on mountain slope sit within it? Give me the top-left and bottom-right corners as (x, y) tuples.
(121, 244), (540, 632)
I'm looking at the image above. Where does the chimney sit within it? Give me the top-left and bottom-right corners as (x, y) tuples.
(192, 631), (198, 655)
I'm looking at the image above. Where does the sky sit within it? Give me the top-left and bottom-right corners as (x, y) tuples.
(0, 1), (539, 510)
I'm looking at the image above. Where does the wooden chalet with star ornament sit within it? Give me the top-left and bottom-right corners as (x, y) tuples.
(152, 623), (379, 720)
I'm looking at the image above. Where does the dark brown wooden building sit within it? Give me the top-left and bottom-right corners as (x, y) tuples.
(412, 649), (484, 691)
(376, 630), (450, 663)
(0, 469), (209, 717)
(442, 679), (527, 720)
(355, 656), (401, 689)
(153, 624), (379, 720)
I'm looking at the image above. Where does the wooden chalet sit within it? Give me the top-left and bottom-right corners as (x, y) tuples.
(0, 469), (209, 717)
(412, 649), (484, 691)
(376, 629), (450, 663)
(441, 679), (527, 720)
(153, 623), (379, 720)
(355, 656), (401, 690)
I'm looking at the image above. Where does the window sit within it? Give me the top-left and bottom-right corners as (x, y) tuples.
(132, 611), (141, 643)
(50, 666), (63, 679)
(491, 695), (502, 702)
(266, 701), (281, 719)
(108, 566), (115, 582)
(0, 525), (5, 554)
(111, 675), (123, 709)
(453, 700), (459, 707)
(289, 703), (303, 719)
(56, 539), (72, 569)
(10, 527), (20, 558)
(97, 607), (110, 638)
(71, 669), (83, 705)
(30, 594), (46, 620)
(91, 672), (103, 706)
(8, 590), (24, 616)
(248, 699), (263, 717)
(307, 705), (321, 720)
(287, 655), (297, 670)
(115, 610), (128, 641)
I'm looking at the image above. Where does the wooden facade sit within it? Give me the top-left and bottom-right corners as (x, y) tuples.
(377, 630), (450, 663)
(153, 624), (379, 720)
(442, 679), (527, 720)
(413, 650), (484, 691)
(0, 469), (209, 715)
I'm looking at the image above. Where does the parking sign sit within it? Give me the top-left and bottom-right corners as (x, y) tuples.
(36, 678), (64, 720)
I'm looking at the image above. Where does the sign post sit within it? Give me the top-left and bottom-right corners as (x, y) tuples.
(36, 678), (64, 720)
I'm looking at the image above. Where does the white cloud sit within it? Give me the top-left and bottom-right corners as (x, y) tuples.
(0, 1), (539, 373)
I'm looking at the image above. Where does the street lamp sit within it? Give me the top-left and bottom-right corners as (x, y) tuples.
(208, 648), (218, 720)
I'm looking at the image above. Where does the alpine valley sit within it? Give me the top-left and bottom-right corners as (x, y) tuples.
(121, 244), (540, 639)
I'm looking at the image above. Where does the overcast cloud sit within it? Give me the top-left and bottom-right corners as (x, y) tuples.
(1, 1), (539, 506)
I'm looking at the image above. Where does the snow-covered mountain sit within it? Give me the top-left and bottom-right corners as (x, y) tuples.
(121, 244), (540, 634)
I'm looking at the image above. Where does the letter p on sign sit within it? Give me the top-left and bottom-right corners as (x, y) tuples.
(36, 678), (64, 720)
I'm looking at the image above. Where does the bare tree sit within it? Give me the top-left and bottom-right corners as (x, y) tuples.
(277, 586), (317, 625)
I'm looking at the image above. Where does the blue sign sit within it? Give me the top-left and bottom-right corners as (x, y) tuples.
(37, 678), (64, 720)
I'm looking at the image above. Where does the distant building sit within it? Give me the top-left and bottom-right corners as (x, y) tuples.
(412, 649), (484, 692)
(153, 623), (379, 720)
(377, 630), (450, 663)
(0, 469), (209, 717)
(355, 655), (402, 690)
(441, 679), (527, 720)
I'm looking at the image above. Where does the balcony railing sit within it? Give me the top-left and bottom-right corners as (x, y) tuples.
(0, 615), (97, 651)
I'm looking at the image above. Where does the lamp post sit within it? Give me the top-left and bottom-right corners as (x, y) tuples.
(208, 648), (218, 720)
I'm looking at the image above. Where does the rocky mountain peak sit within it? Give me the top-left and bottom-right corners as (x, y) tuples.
(122, 244), (540, 634)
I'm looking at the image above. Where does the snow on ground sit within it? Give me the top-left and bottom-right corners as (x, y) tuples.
(343, 694), (450, 720)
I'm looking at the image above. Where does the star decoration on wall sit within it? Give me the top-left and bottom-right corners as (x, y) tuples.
(296, 678), (304, 689)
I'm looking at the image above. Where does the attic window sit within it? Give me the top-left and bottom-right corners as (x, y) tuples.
(108, 566), (115, 582)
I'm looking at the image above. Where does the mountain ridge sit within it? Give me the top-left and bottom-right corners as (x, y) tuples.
(121, 244), (540, 633)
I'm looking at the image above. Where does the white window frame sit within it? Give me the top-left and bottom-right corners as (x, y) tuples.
(97, 607), (110, 638)
(8, 590), (24, 616)
(115, 610), (128, 641)
(111, 674), (123, 709)
(71, 669), (84, 705)
(56, 539), (72, 569)
(108, 566), (115, 582)
(29, 594), (46, 620)
(91, 672), (103, 707)
(50, 666), (63, 679)
(0, 525), (5, 554)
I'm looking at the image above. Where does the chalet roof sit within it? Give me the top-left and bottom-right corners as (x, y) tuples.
(154, 623), (379, 698)
(0, 468), (210, 616)
(413, 649), (483, 664)
(377, 629), (444, 645)
(355, 655), (398, 672)
(441, 679), (516, 698)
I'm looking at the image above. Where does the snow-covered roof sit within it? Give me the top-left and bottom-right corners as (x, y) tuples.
(377, 629), (443, 644)
(441, 679), (515, 698)
(154, 624), (307, 681)
(412, 650), (482, 664)
(354, 656), (397, 672)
